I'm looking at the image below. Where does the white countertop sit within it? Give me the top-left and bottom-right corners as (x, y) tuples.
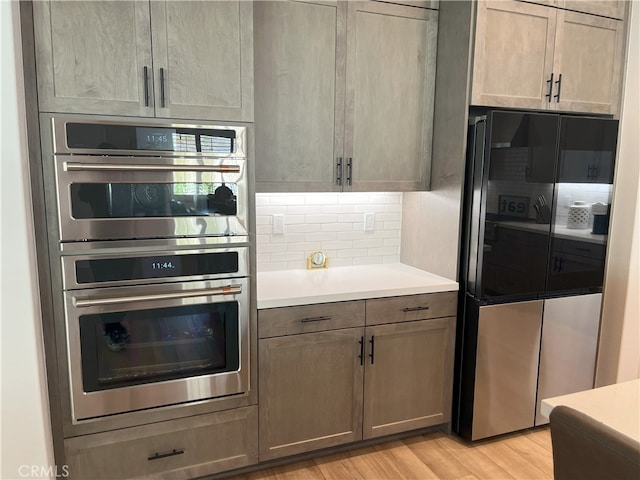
(257, 263), (458, 309)
(497, 221), (607, 244)
(541, 379), (640, 443)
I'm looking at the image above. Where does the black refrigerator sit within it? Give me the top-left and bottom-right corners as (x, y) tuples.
(454, 110), (618, 440)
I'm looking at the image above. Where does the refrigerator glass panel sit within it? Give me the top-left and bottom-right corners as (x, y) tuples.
(547, 117), (617, 293)
(479, 112), (557, 298)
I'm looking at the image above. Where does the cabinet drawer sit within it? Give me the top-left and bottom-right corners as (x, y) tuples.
(259, 301), (366, 338)
(366, 291), (457, 326)
(64, 407), (257, 480)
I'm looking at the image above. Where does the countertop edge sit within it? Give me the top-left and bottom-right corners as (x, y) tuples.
(256, 264), (459, 309)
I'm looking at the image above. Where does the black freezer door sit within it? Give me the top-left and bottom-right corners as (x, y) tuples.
(463, 111), (557, 300)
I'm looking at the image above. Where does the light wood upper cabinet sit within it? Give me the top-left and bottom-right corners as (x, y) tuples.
(472, 0), (626, 115)
(552, 10), (625, 114)
(472, 1), (556, 110)
(254, 0), (438, 192)
(518, 0), (628, 19)
(560, 0), (627, 20)
(33, 0), (253, 122)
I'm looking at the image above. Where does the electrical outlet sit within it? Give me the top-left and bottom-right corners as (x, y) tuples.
(272, 214), (285, 235)
(364, 212), (375, 232)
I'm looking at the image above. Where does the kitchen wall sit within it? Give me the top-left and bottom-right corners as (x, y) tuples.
(1, 2), (55, 479)
(256, 192), (402, 271)
(597, 0), (640, 385)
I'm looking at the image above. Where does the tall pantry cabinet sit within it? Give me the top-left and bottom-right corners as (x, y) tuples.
(32, 0), (254, 122)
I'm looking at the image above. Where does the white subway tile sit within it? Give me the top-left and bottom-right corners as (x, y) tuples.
(305, 231), (337, 242)
(255, 194), (271, 206)
(305, 213), (339, 224)
(306, 193), (339, 205)
(256, 225), (271, 235)
(269, 195), (305, 205)
(337, 231), (367, 241)
(337, 213), (364, 223)
(321, 240), (353, 250)
(256, 205), (287, 216)
(353, 238), (384, 249)
(377, 213), (401, 223)
(368, 246), (398, 256)
(287, 205), (323, 215)
(270, 251), (306, 262)
(287, 223), (323, 234)
(383, 255), (401, 263)
(337, 248), (369, 258)
(329, 257), (354, 267)
(257, 243), (287, 254)
(353, 256), (382, 265)
(353, 204), (387, 214)
(383, 221), (402, 230)
(258, 262), (289, 272)
(321, 223), (354, 232)
(269, 234), (306, 244)
(287, 242), (320, 253)
(322, 204), (355, 214)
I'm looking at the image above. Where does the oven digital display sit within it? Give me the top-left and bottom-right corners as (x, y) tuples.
(136, 127), (176, 150)
(75, 252), (239, 284)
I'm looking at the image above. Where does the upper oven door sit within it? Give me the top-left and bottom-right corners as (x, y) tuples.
(54, 155), (248, 242)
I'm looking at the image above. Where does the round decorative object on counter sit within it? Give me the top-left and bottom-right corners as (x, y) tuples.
(567, 201), (590, 229)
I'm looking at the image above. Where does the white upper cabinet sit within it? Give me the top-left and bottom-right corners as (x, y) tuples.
(254, 0), (438, 192)
(472, 0), (627, 115)
(33, 1), (253, 122)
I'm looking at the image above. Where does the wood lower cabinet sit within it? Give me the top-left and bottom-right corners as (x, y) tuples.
(33, 0), (253, 121)
(259, 328), (365, 461)
(363, 317), (456, 439)
(258, 293), (457, 460)
(254, 0), (438, 192)
(63, 407), (258, 480)
(472, 0), (626, 115)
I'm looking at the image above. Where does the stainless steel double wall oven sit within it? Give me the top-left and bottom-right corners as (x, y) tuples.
(45, 116), (253, 423)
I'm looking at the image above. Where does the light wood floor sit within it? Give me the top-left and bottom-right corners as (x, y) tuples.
(228, 427), (553, 480)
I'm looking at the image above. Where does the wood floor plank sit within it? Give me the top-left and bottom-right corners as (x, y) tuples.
(225, 428), (554, 480)
(404, 432), (476, 480)
(313, 451), (366, 480)
(473, 436), (552, 480)
(373, 440), (440, 479)
(429, 433), (516, 479)
(346, 445), (409, 479)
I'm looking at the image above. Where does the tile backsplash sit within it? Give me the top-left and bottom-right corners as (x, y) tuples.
(255, 192), (402, 271)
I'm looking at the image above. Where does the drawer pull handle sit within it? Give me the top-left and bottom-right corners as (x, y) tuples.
(148, 449), (184, 461)
(402, 306), (430, 313)
(359, 336), (364, 366)
(300, 316), (332, 323)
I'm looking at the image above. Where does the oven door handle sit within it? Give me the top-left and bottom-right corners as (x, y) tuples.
(64, 162), (241, 173)
(73, 284), (242, 308)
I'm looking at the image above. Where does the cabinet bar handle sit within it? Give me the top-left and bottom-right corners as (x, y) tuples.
(336, 157), (343, 186)
(369, 336), (375, 364)
(554, 73), (562, 103)
(160, 67), (166, 108)
(545, 73), (554, 102)
(300, 316), (332, 323)
(402, 306), (430, 313)
(346, 157), (353, 186)
(143, 66), (150, 107)
(359, 336), (364, 366)
(148, 449), (184, 461)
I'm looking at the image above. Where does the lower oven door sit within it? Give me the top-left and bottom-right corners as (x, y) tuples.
(64, 277), (249, 422)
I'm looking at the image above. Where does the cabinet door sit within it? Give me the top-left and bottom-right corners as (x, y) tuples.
(150, 0), (254, 122)
(345, 1), (437, 191)
(33, 1), (154, 116)
(535, 294), (602, 425)
(259, 328), (364, 460)
(560, 0), (627, 20)
(552, 11), (625, 115)
(254, 0), (346, 192)
(362, 317), (455, 439)
(471, 1), (556, 110)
